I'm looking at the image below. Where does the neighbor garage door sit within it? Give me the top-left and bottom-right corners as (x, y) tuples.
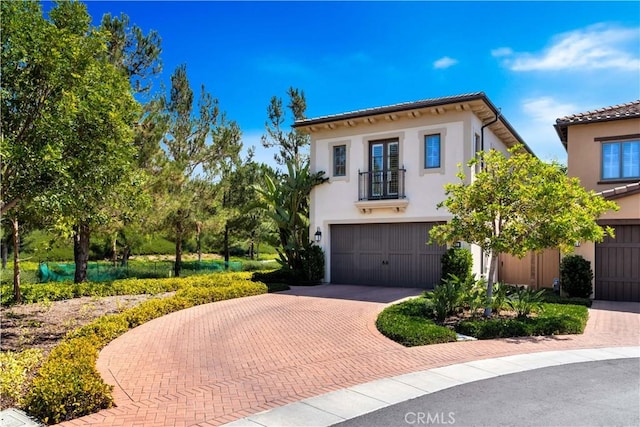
(595, 223), (640, 302)
(330, 222), (446, 288)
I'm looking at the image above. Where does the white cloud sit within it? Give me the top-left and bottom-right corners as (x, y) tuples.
(256, 56), (312, 77)
(491, 47), (513, 57)
(521, 97), (580, 124)
(433, 56), (458, 69)
(513, 96), (584, 163)
(495, 24), (640, 71)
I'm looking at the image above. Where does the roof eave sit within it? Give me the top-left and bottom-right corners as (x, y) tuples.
(295, 92), (534, 155)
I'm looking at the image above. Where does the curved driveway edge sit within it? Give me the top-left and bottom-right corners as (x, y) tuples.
(224, 347), (640, 427)
(58, 286), (640, 426)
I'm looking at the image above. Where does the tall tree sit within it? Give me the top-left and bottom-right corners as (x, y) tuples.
(1, 1), (140, 287)
(96, 11), (164, 268)
(429, 147), (619, 316)
(160, 64), (242, 277)
(261, 87), (309, 165)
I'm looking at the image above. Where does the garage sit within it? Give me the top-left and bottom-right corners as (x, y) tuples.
(330, 222), (446, 288)
(595, 223), (640, 302)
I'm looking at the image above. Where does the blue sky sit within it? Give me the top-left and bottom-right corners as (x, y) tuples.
(65, 1), (640, 164)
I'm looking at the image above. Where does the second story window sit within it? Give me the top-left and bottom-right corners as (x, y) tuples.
(333, 145), (346, 177)
(602, 140), (640, 180)
(425, 134), (441, 169)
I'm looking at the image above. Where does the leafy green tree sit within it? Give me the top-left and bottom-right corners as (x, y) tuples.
(429, 146), (618, 316)
(1, 1), (142, 286)
(261, 87), (309, 165)
(159, 64), (242, 277)
(1, 0), (95, 216)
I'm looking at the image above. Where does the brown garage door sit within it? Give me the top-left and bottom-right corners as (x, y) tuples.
(330, 222), (446, 288)
(595, 224), (640, 302)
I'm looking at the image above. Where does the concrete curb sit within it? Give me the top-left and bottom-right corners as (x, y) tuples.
(222, 346), (640, 427)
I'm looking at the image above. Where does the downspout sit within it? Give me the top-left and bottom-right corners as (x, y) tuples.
(480, 108), (501, 158)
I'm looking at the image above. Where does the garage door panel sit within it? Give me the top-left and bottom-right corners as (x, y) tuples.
(331, 222), (446, 288)
(595, 224), (640, 302)
(388, 254), (415, 286)
(417, 253), (442, 288)
(331, 254), (355, 285)
(358, 253), (387, 285)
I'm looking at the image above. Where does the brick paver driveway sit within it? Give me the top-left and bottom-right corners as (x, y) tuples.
(61, 285), (640, 426)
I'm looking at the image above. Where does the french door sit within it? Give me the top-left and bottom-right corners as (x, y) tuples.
(370, 139), (399, 199)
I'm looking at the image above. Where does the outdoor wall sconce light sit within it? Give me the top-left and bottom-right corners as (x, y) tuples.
(454, 241), (462, 248)
(574, 241), (581, 247)
(314, 227), (322, 243)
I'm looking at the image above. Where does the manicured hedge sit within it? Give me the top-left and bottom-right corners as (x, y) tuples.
(376, 297), (457, 346)
(23, 273), (267, 424)
(455, 303), (588, 339)
(1, 271), (258, 306)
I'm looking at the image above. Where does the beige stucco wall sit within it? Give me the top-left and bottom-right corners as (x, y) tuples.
(565, 118), (640, 297)
(566, 118), (640, 192)
(308, 111), (509, 283)
(600, 193), (640, 220)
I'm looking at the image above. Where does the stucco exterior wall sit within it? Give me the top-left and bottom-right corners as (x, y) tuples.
(309, 111), (509, 283)
(564, 118), (639, 298)
(566, 119), (640, 192)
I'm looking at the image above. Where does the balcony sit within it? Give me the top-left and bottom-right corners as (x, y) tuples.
(356, 168), (408, 213)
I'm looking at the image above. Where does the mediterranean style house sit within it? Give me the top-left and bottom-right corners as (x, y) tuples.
(555, 100), (640, 302)
(293, 92), (532, 288)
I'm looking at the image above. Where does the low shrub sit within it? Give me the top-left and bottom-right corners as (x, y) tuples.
(266, 283), (290, 293)
(506, 287), (545, 318)
(24, 337), (113, 425)
(1, 272), (262, 306)
(301, 245), (325, 282)
(540, 289), (592, 307)
(23, 274), (268, 424)
(455, 303), (588, 339)
(441, 248), (472, 283)
(424, 276), (465, 322)
(0, 349), (44, 407)
(560, 255), (593, 298)
(376, 297), (457, 346)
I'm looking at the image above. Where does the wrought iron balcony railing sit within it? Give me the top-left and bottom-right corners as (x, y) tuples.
(358, 168), (406, 201)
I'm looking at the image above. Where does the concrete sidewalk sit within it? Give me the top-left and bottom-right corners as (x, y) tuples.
(224, 347), (639, 427)
(59, 286), (640, 426)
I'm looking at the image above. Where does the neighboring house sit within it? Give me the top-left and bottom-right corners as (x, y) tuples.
(555, 100), (640, 302)
(293, 92), (532, 288)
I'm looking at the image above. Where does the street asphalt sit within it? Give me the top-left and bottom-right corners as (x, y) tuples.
(227, 348), (639, 427)
(335, 358), (640, 427)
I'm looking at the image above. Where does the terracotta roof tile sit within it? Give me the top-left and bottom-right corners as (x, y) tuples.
(556, 100), (640, 125)
(597, 181), (640, 200)
(555, 100), (640, 144)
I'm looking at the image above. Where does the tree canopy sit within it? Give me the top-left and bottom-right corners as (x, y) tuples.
(429, 146), (618, 316)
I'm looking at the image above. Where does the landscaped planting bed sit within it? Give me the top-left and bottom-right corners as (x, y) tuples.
(377, 285), (589, 347)
(0, 272), (268, 425)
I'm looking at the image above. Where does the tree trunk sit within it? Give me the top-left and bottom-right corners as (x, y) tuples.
(174, 219), (183, 277)
(121, 246), (130, 267)
(224, 223), (230, 270)
(195, 222), (202, 263)
(249, 239), (254, 260)
(74, 222), (90, 283)
(1, 236), (8, 269)
(484, 250), (499, 317)
(12, 217), (21, 304)
(112, 235), (118, 267)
